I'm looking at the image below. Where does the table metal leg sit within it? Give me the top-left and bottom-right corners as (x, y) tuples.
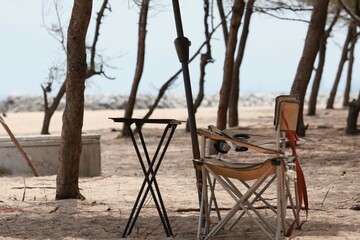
(122, 123), (176, 237)
(130, 124), (175, 235)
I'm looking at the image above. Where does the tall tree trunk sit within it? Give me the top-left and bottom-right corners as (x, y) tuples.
(228, 0), (254, 127)
(308, 6), (339, 116)
(307, 33), (325, 116)
(343, 22), (357, 107)
(122, 0), (149, 136)
(345, 90), (360, 134)
(56, 0), (92, 200)
(216, 0), (245, 130)
(217, 0), (229, 46)
(290, 0), (329, 137)
(326, 23), (354, 109)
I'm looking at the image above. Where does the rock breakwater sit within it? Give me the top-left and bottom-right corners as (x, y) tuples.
(0, 92), (345, 113)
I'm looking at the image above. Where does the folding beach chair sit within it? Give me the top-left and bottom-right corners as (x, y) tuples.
(196, 95), (307, 239)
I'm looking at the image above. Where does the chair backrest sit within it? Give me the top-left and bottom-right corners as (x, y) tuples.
(273, 95), (300, 132)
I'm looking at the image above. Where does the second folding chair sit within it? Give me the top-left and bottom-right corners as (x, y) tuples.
(196, 95), (307, 239)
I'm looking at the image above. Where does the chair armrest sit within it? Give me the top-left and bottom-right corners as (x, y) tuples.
(197, 128), (280, 155)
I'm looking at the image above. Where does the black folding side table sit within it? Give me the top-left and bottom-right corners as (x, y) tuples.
(109, 118), (182, 238)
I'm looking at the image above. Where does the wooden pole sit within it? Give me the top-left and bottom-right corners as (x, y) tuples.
(0, 116), (39, 177)
(171, 0), (203, 224)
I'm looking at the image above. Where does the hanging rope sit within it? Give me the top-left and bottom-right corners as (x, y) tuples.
(281, 111), (308, 236)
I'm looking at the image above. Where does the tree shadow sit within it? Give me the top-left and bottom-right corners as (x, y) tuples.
(1, 206), (358, 239)
(0, 205), (199, 239)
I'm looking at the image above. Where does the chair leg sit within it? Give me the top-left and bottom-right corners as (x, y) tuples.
(205, 165), (277, 239)
(206, 203), (241, 239)
(293, 177), (301, 228)
(197, 183), (205, 239)
(208, 177), (222, 221)
(285, 169), (301, 230)
(275, 164), (287, 239)
(198, 165), (210, 239)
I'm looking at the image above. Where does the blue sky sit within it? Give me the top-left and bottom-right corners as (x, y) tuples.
(0, 0), (357, 99)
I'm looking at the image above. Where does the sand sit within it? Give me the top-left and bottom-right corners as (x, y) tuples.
(0, 107), (359, 239)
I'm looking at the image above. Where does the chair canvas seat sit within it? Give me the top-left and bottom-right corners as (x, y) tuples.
(204, 157), (279, 181)
(197, 95), (307, 240)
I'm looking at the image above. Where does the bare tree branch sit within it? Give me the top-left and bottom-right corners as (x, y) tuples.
(253, 0), (312, 23)
(339, 0), (360, 24)
(42, 0), (67, 53)
(89, 0), (111, 70)
(254, 7), (310, 23)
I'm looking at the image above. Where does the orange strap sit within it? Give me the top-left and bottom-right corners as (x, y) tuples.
(281, 112), (308, 237)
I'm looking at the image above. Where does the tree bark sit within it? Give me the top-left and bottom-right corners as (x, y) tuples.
(343, 22), (357, 107)
(307, 33), (325, 116)
(216, 0), (245, 130)
(56, 0), (92, 200)
(122, 0), (149, 137)
(290, 0), (329, 137)
(217, 0), (229, 46)
(345, 91), (360, 134)
(308, 6), (339, 116)
(326, 23), (354, 109)
(228, 0), (254, 127)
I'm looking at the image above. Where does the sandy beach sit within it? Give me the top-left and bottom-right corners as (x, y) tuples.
(0, 106), (359, 239)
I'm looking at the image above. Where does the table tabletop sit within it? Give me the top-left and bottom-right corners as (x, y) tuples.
(109, 117), (183, 125)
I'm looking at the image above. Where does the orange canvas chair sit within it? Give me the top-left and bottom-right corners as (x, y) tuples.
(196, 95), (307, 239)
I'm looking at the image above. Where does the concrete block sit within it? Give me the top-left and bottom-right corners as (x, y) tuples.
(0, 134), (101, 177)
